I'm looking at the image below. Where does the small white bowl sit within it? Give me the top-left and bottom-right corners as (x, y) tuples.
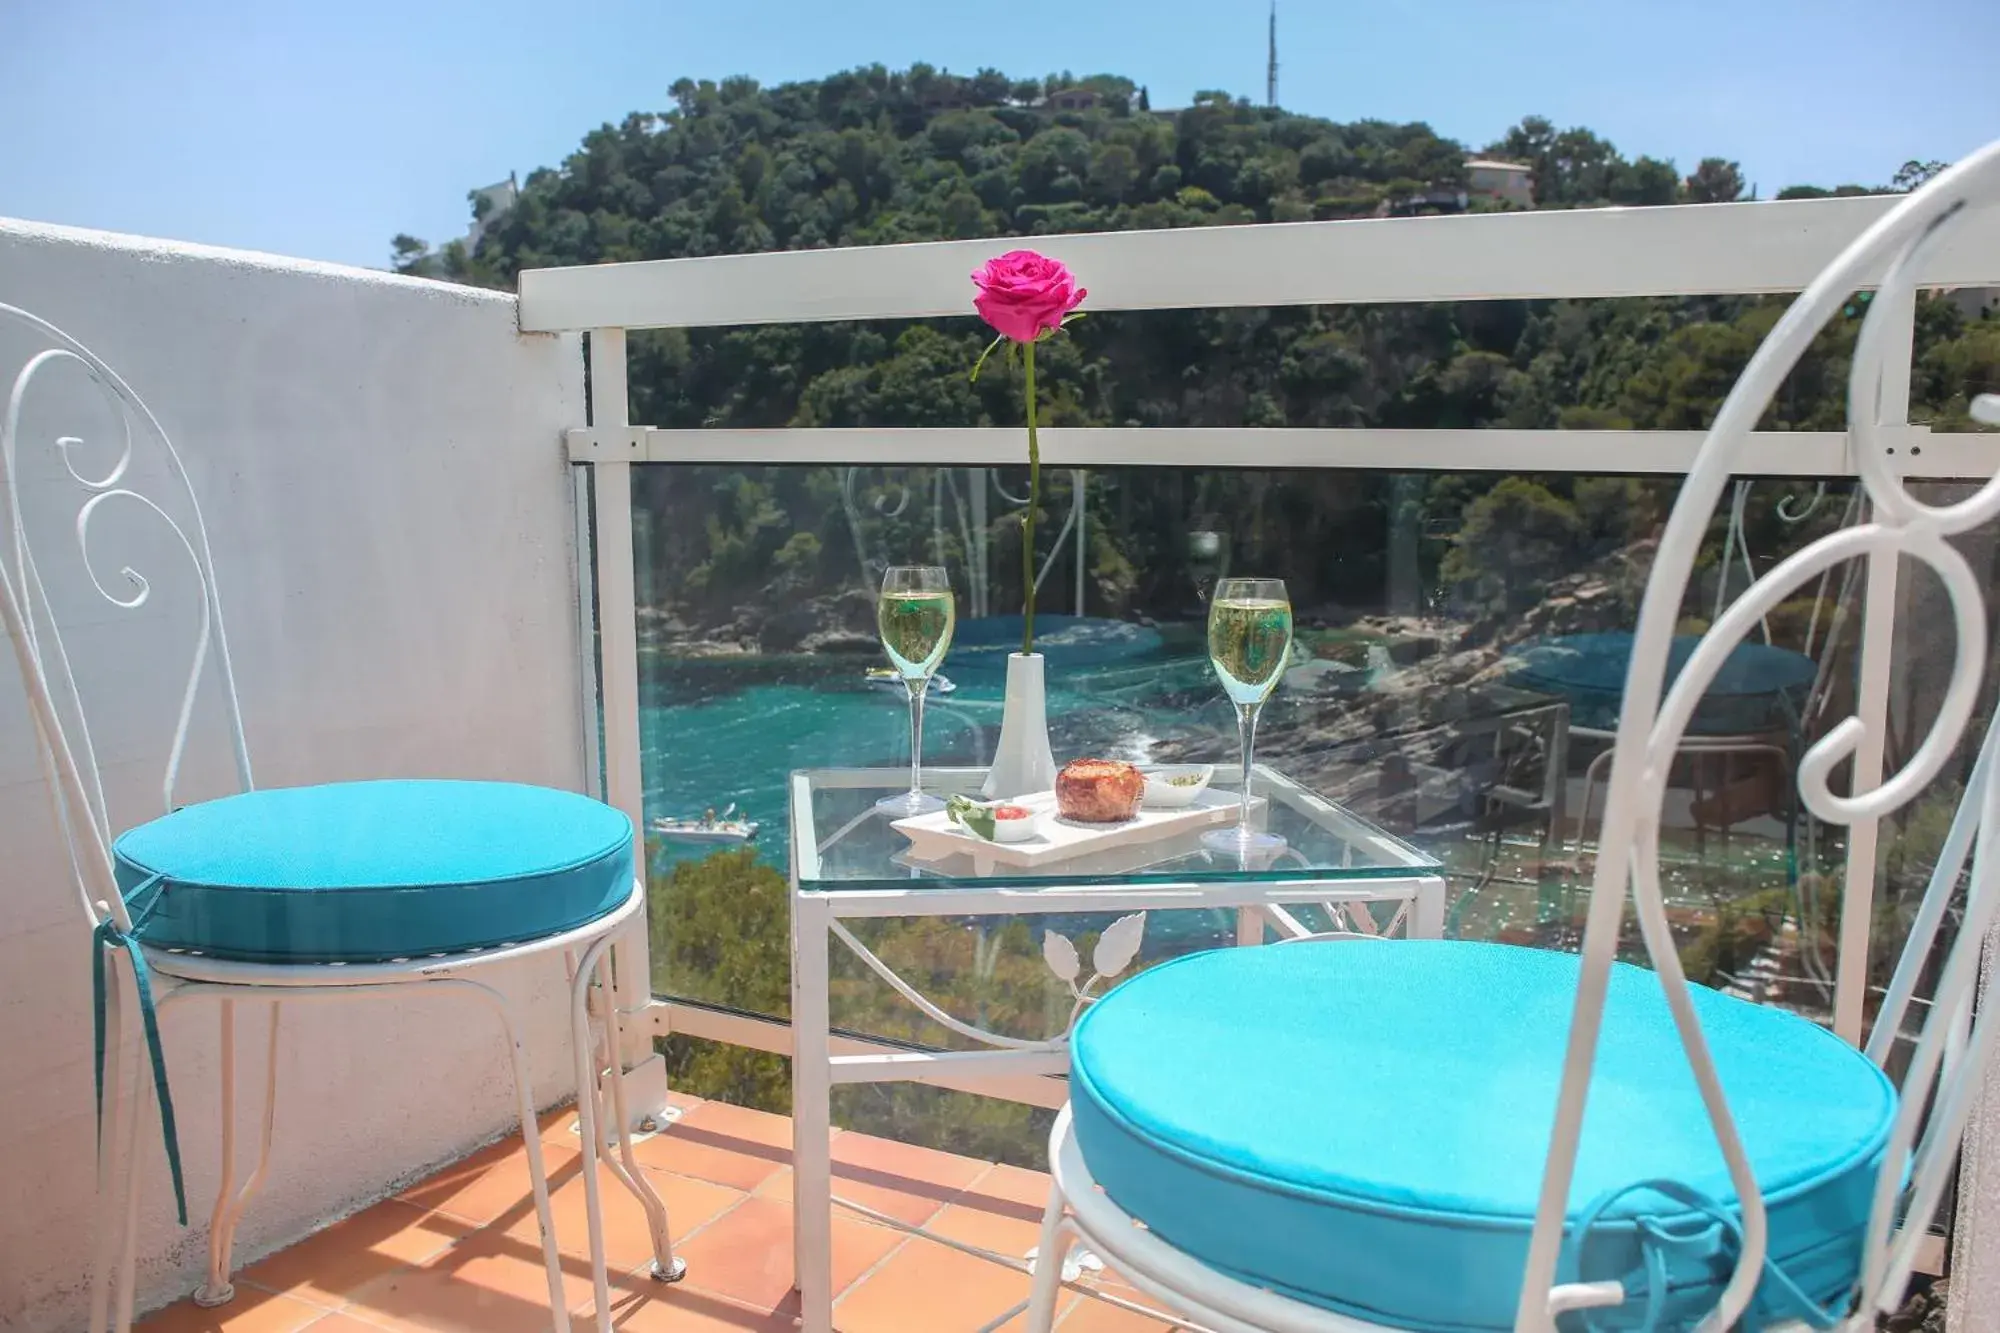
(986, 803), (1047, 842)
(1142, 764), (1215, 808)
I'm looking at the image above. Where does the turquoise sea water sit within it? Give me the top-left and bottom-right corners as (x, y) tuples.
(639, 616), (1225, 874)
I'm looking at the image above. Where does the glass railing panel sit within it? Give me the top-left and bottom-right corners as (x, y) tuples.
(625, 457), (1999, 1165)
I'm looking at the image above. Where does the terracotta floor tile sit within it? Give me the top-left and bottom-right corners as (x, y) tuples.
(399, 1138), (582, 1229)
(146, 1108), (1083, 1333)
(834, 1236), (1032, 1333)
(962, 1163), (1053, 1206)
(671, 1194), (905, 1311)
(1057, 1291), (1182, 1331)
(925, 1164), (1053, 1260)
(240, 1201), (471, 1309)
(599, 1283), (800, 1332)
(631, 1101), (794, 1191)
(394, 1133), (522, 1200)
(491, 1157), (743, 1272)
(758, 1131), (991, 1227)
(1091, 1264), (1179, 1316)
(341, 1228), (653, 1333)
(297, 1317), (403, 1333)
(541, 1112), (580, 1150)
(135, 1287), (325, 1333)
(682, 1099), (794, 1148)
(832, 1131), (993, 1191)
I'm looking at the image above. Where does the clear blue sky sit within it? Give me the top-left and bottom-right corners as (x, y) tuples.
(4, 0), (1995, 270)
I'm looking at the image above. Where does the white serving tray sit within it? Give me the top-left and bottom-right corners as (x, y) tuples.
(891, 787), (1262, 873)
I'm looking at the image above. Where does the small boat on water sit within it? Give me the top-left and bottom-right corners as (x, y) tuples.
(865, 666), (956, 695)
(652, 802), (759, 845)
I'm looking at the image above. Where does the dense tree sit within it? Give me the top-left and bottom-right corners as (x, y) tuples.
(386, 63), (1981, 723)
(1440, 478), (1581, 611)
(1775, 183), (1880, 200)
(1483, 116), (1624, 206)
(1894, 159), (1948, 192)
(1684, 157), (1745, 205)
(1609, 155), (1681, 206)
(379, 57), (1972, 633)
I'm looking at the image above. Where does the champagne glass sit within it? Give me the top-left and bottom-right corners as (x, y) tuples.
(875, 566), (956, 816)
(1201, 577), (1293, 854)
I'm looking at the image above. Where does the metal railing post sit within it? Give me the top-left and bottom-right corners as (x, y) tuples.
(583, 328), (659, 1076)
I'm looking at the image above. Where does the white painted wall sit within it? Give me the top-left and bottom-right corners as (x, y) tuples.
(0, 219), (587, 1332)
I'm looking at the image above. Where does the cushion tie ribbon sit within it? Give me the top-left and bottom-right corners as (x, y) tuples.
(93, 872), (187, 1225)
(1563, 1177), (1845, 1332)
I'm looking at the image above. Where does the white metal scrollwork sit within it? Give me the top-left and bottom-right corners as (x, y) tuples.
(1519, 146), (2000, 1331)
(0, 304), (252, 933)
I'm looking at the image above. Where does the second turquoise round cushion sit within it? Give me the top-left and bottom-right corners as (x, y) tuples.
(1069, 939), (1894, 1331)
(113, 780), (633, 963)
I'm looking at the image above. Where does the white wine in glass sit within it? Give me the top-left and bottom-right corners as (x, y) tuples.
(1202, 577), (1293, 855)
(875, 566), (956, 816)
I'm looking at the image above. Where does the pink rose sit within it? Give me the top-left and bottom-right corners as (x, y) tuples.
(971, 250), (1086, 344)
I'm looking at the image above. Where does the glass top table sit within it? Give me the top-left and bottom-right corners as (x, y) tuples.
(784, 764), (1445, 1333)
(790, 764), (1440, 893)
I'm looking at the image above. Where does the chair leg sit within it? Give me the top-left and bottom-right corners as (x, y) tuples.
(1024, 1186), (1071, 1332)
(90, 948), (127, 1333)
(590, 952), (682, 1282)
(193, 1000), (280, 1306)
(569, 940), (622, 1333)
(113, 1006), (148, 1333)
(480, 985), (573, 1333)
(194, 1000), (239, 1306)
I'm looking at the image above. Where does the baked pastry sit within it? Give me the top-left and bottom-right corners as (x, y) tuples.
(1055, 759), (1146, 823)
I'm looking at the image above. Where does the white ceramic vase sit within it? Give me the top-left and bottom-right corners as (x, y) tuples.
(982, 652), (1057, 799)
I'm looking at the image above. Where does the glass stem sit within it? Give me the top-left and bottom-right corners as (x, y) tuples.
(1236, 701), (1260, 832)
(907, 678), (927, 799)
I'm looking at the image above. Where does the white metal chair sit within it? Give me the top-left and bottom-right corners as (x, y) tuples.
(0, 304), (683, 1333)
(1022, 145), (2000, 1332)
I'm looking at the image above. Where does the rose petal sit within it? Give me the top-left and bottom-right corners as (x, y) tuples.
(972, 251), (1083, 343)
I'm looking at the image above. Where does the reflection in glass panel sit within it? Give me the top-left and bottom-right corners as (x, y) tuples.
(636, 462), (1999, 1162)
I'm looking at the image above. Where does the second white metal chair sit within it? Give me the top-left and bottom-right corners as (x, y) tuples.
(1023, 143), (2000, 1333)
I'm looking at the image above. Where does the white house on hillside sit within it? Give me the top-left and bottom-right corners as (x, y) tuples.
(1465, 158), (1534, 208)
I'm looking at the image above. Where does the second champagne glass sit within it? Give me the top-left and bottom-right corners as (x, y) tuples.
(875, 565), (956, 816)
(1201, 576), (1294, 855)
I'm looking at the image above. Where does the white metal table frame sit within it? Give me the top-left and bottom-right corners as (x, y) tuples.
(785, 764), (1446, 1333)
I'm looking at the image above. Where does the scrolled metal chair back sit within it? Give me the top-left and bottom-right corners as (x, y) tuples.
(0, 304), (252, 933)
(1519, 145), (2000, 1331)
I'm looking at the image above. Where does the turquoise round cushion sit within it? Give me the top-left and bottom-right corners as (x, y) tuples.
(112, 780), (633, 963)
(1069, 940), (1894, 1332)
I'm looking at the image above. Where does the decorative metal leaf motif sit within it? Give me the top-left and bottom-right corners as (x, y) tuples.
(1042, 929), (1080, 983)
(1092, 913), (1146, 978)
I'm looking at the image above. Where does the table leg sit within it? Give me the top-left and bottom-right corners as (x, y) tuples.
(792, 893), (835, 1333)
(1235, 906), (1263, 947)
(1413, 875), (1447, 939)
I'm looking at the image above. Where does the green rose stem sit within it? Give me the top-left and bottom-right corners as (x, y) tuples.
(1022, 338), (1039, 658)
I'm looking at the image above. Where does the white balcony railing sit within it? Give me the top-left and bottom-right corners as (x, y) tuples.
(523, 193), (2000, 1061)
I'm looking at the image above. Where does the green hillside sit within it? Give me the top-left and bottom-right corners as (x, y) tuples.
(392, 65), (1996, 627)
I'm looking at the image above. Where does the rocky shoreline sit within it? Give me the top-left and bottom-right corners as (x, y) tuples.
(1148, 552), (1650, 825)
(640, 587), (884, 657)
